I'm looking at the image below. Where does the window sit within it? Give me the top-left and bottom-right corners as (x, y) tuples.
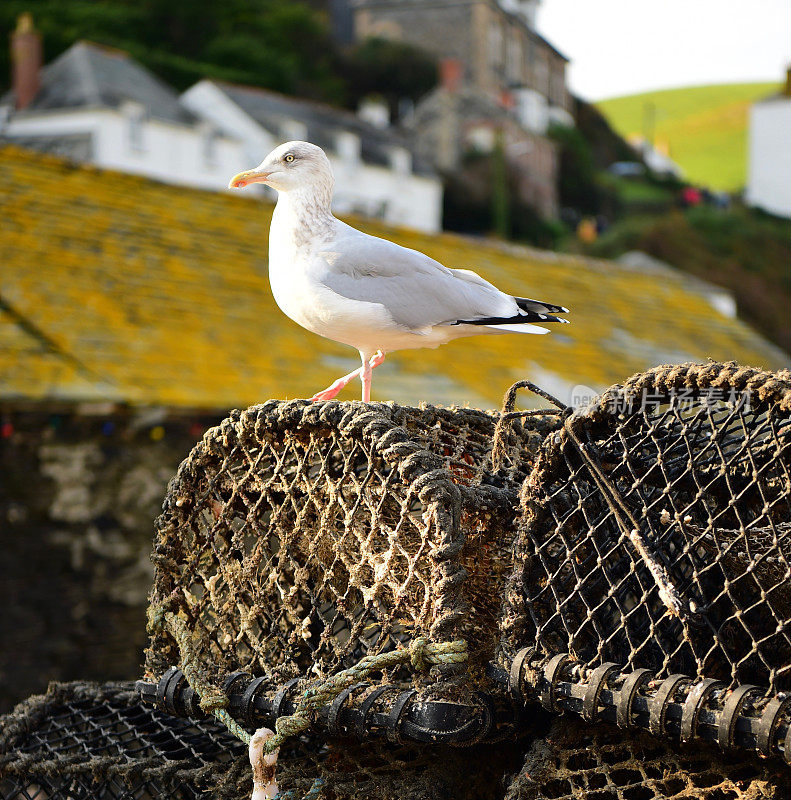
(506, 31), (523, 84)
(122, 102), (146, 153)
(389, 146), (411, 174)
(336, 132), (361, 163)
(488, 20), (504, 70)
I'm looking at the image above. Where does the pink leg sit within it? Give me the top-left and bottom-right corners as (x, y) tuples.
(360, 350), (385, 402)
(311, 351), (386, 402)
(311, 365), (363, 402)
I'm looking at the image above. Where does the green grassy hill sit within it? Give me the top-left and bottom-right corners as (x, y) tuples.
(598, 83), (778, 191)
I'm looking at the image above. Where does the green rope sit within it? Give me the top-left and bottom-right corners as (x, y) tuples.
(148, 605), (468, 754)
(263, 633), (468, 753)
(148, 607), (253, 744)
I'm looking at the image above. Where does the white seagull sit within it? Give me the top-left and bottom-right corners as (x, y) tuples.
(229, 141), (569, 402)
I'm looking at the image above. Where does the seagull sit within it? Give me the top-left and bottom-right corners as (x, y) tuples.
(229, 141), (569, 402)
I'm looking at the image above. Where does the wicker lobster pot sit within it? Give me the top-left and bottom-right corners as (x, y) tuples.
(145, 398), (560, 728)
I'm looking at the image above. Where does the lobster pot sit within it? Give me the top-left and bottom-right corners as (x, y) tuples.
(0, 682), (522, 800)
(146, 399), (559, 703)
(504, 717), (789, 800)
(502, 362), (791, 691)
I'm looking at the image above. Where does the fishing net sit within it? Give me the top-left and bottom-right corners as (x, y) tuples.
(504, 717), (790, 800)
(144, 398), (560, 745)
(0, 681), (526, 800)
(500, 362), (791, 762)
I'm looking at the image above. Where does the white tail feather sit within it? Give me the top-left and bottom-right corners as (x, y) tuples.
(484, 323), (549, 335)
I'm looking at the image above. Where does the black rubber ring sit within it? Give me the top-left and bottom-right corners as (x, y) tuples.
(509, 647), (534, 704)
(387, 690), (417, 744)
(156, 667), (181, 712)
(355, 686), (390, 740)
(784, 711), (791, 765)
(271, 677), (301, 719)
(616, 668), (653, 729)
(680, 678), (722, 743)
(187, 686), (204, 718)
(164, 669), (186, 717)
(649, 674), (690, 737)
(222, 670), (250, 696)
(582, 663), (620, 723)
(241, 676), (268, 725)
(541, 654), (571, 712)
(756, 694), (791, 758)
(717, 684), (759, 750)
(467, 692), (494, 746)
(327, 682), (367, 736)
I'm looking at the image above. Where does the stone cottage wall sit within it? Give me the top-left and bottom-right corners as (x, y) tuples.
(0, 403), (221, 711)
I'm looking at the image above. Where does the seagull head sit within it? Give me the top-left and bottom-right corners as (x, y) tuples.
(228, 141), (334, 195)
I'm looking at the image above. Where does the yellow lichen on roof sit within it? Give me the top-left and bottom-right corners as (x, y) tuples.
(0, 145), (787, 411)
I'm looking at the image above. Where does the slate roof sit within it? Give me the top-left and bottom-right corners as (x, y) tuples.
(0, 145), (787, 411)
(213, 81), (434, 176)
(3, 41), (193, 124)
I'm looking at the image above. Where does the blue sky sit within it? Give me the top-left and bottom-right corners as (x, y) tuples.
(538, 0), (791, 100)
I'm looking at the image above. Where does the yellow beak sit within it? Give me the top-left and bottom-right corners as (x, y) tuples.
(228, 170), (271, 189)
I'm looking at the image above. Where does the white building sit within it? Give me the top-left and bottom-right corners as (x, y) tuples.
(746, 70), (791, 219)
(1, 18), (442, 233)
(1, 38), (246, 193)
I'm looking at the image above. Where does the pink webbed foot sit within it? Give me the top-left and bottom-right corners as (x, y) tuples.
(310, 366), (362, 402)
(311, 379), (354, 402)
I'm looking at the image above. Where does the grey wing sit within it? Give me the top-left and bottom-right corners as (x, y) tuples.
(311, 229), (518, 330)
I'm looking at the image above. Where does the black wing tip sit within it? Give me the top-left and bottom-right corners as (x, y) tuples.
(515, 296), (570, 315)
(532, 313), (569, 324)
(458, 311), (569, 326)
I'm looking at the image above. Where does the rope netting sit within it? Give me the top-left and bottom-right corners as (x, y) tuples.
(505, 717), (789, 799)
(0, 681), (525, 800)
(144, 398), (558, 753)
(500, 362), (791, 760)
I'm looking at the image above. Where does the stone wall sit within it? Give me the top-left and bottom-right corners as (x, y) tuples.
(355, 2), (475, 70)
(353, 0), (569, 110)
(0, 403), (222, 711)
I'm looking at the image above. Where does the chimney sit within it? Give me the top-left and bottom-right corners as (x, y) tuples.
(499, 89), (515, 110)
(439, 59), (464, 93)
(11, 13), (42, 110)
(785, 66), (791, 97)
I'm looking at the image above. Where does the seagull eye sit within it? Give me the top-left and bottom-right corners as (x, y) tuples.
(284, 154), (295, 163)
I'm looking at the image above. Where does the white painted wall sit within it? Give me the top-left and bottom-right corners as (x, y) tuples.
(331, 158), (442, 231)
(6, 106), (248, 192)
(747, 98), (791, 219)
(8, 81), (443, 232)
(182, 80), (443, 232)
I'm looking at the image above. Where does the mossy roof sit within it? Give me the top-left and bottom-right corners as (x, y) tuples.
(0, 145), (787, 411)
